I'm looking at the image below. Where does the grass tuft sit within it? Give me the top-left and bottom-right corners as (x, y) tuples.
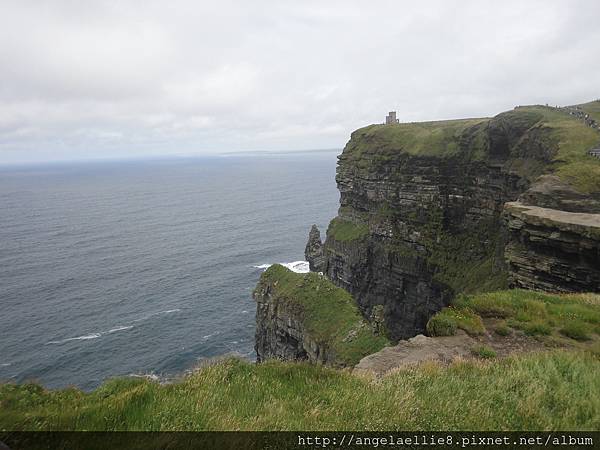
(494, 323), (511, 336)
(426, 305), (485, 337)
(471, 345), (497, 359)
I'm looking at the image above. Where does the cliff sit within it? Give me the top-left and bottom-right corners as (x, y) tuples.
(253, 264), (388, 366)
(306, 103), (600, 341)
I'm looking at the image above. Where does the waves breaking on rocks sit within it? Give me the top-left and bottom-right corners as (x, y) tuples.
(253, 261), (310, 274)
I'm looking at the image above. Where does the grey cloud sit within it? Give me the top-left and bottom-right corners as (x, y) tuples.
(0, 0), (598, 163)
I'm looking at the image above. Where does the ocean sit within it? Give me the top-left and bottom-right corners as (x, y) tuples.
(0, 152), (339, 390)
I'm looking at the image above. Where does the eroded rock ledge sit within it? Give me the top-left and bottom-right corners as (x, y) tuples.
(504, 202), (600, 292)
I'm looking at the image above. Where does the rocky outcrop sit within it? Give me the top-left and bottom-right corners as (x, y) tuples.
(504, 202), (600, 292)
(353, 315), (555, 377)
(354, 332), (476, 376)
(304, 224), (325, 272)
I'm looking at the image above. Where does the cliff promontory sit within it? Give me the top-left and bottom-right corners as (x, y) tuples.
(254, 264), (388, 366)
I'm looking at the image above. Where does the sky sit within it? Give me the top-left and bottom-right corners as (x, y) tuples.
(1, 0), (599, 164)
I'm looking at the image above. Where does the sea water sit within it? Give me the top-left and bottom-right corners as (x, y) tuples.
(0, 152), (339, 390)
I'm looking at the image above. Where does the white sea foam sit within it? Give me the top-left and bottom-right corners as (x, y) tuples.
(0, 363), (11, 367)
(107, 325), (133, 333)
(46, 333), (101, 345)
(129, 373), (160, 381)
(283, 261), (310, 273)
(253, 260), (310, 274)
(133, 308), (182, 323)
(46, 323), (136, 345)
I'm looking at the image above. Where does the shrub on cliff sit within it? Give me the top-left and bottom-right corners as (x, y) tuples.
(426, 304), (484, 337)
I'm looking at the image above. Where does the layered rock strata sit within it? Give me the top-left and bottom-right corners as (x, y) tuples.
(504, 202), (600, 292)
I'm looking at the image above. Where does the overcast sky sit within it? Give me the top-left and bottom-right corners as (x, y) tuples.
(1, 0), (599, 164)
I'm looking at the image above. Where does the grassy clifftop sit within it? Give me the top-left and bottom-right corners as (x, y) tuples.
(347, 117), (488, 158)
(344, 103), (600, 193)
(2, 351), (599, 430)
(256, 265), (388, 365)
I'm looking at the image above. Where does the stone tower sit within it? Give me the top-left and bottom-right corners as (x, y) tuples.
(385, 111), (399, 125)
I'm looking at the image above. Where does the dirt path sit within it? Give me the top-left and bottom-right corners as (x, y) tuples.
(353, 319), (557, 377)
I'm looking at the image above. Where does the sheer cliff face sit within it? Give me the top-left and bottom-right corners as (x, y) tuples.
(307, 107), (600, 341)
(322, 129), (524, 340)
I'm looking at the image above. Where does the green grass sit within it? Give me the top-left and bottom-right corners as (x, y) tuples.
(427, 290), (600, 340)
(2, 351), (600, 431)
(327, 217), (369, 242)
(493, 106), (600, 192)
(255, 265), (388, 366)
(518, 321), (553, 337)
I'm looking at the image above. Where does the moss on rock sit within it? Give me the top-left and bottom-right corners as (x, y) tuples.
(326, 217), (369, 242)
